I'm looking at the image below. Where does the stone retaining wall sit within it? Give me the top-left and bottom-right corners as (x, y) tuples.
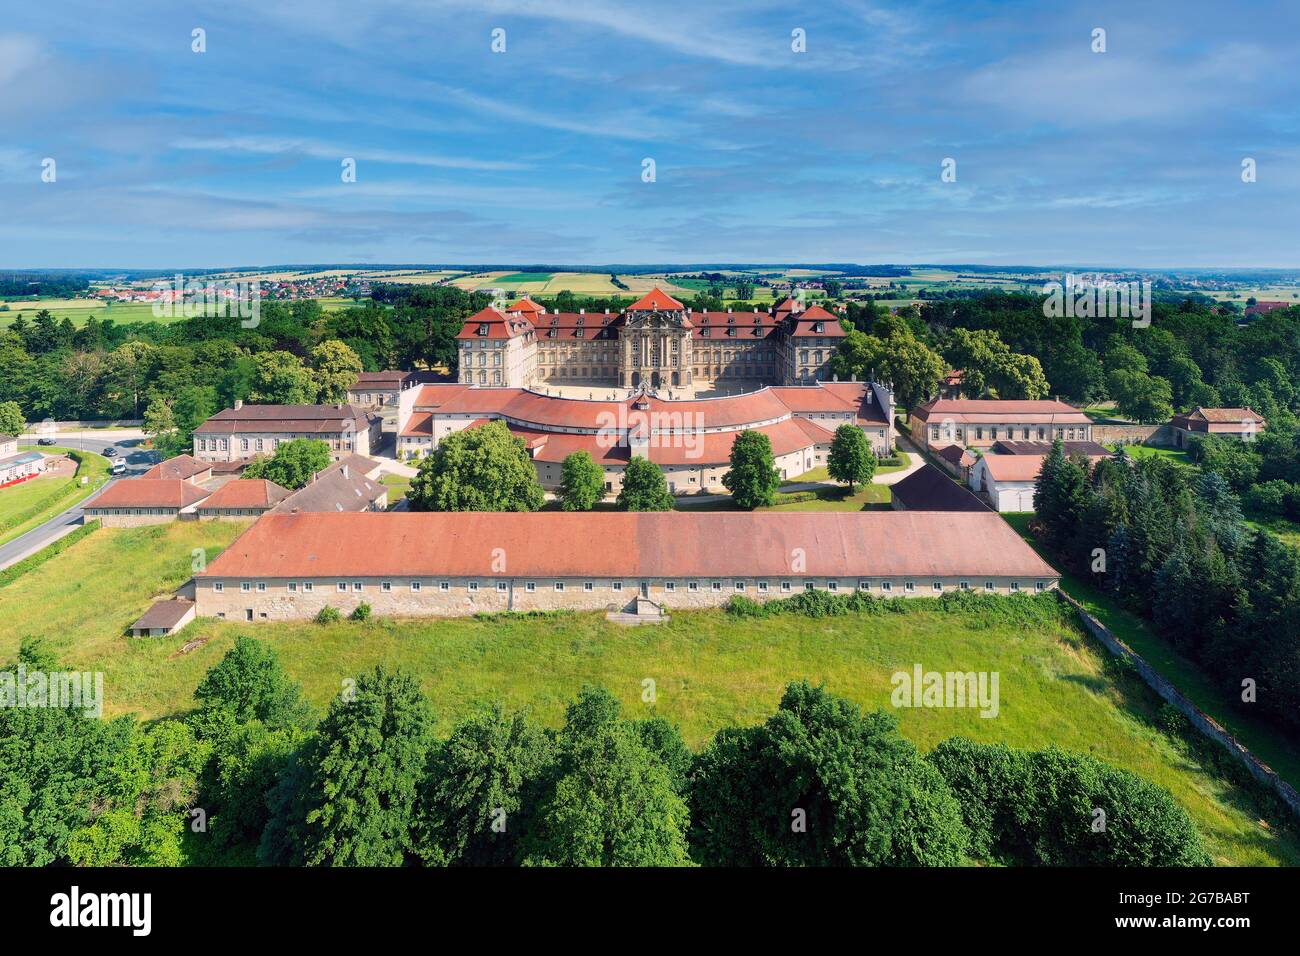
(1059, 591), (1300, 820)
(1092, 422), (1173, 446)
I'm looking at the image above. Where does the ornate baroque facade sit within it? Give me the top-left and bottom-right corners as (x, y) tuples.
(456, 288), (848, 390)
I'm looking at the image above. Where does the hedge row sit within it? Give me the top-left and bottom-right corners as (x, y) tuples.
(724, 587), (1068, 627)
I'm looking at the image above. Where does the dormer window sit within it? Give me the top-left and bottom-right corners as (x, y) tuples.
(813, 322), (825, 333)
(476, 323), (490, 336)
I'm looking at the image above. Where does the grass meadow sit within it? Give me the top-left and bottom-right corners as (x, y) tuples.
(0, 520), (1296, 865)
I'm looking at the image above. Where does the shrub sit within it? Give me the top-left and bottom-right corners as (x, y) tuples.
(349, 603), (371, 622)
(690, 683), (970, 866)
(1244, 479), (1291, 516)
(928, 738), (1212, 866)
(314, 606), (341, 624)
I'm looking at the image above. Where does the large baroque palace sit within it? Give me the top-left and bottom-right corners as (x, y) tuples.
(456, 288), (847, 391)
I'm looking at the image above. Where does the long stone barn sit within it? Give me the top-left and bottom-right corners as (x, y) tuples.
(193, 511), (1060, 622)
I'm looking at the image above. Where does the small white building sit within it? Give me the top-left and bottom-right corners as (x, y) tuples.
(968, 455), (1043, 512)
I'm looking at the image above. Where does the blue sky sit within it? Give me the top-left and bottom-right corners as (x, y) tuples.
(2, 0), (1298, 268)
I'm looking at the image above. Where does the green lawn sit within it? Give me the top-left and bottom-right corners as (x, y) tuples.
(1001, 512), (1300, 795)
(675, 483), (891, 512)
(0, 449), (110, 547)
(1244, 515), (1300, 548)
(1110, 443), (1193, 466)
(0, 521), (1294, 865)
(380, 473), (411, 505)
(0, 477), (66, 524)
(794, 452), (911, 484)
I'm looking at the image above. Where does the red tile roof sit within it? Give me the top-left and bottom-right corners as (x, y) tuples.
(350, 371), (411, 388)
(627, 288), (685, 311)
(455, 306), (535, 341)
(913, 398), (1091, 425)
(200, 511), (1060, 581)
(506, 297), (546, 314)
(89, 479), (210, 509)
(194, 404), (374, 435)
(786, 304), (848, 338)
(141, 454), (210, 480)
(197, 478), (290, 510)
(1170, 406), (1266, 429)
(400, 410), (434, 437)
(413, 383), (888, 432)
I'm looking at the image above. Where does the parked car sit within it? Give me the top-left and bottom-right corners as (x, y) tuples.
(103, 446), (118, 457)
(110, 458), (127, 475)
(36, 437), (56, 446)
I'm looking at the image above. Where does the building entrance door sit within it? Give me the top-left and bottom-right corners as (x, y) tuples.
(640, 582), (649, 598)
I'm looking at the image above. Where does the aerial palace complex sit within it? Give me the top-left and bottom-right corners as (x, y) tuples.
(456, 289), (848, 391)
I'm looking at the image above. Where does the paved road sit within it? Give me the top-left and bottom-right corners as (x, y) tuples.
(0, 433), (158, 570)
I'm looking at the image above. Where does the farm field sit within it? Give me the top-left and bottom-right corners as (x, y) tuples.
(0, 520), (1295, 866)
(1, 298), (172, 327)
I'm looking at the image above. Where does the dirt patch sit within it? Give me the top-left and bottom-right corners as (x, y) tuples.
(170, 637), (209, 658)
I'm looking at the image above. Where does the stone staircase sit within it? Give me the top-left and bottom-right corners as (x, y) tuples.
(605, 596), (670, 626)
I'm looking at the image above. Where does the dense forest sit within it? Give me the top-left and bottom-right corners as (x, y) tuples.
(1034, 444), (1300, 742)
(834, 294), (1300, 424)
(0, 286), (488, 441)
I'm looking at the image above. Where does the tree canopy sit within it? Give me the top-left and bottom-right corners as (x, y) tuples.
(407, 420), (545, 512)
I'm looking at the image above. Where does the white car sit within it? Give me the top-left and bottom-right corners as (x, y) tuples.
(110, 457), (127, 475)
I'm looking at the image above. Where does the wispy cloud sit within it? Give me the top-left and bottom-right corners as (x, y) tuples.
(171, 135), (527, 171)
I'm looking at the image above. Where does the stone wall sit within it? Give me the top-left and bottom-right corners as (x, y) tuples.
(1060, 591), (1300, 821)
(197, 575), (1058, 622)
(1091, 422), (1173, 446)
(83, 509), (180, 528)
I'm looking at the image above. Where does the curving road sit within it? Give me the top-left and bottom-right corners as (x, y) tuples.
(0, 431), (155, 571)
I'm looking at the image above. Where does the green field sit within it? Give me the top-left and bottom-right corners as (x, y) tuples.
(0, 299), (165, 328)
(0, 520), (1294, 865)
(0, 477), (65, 524)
